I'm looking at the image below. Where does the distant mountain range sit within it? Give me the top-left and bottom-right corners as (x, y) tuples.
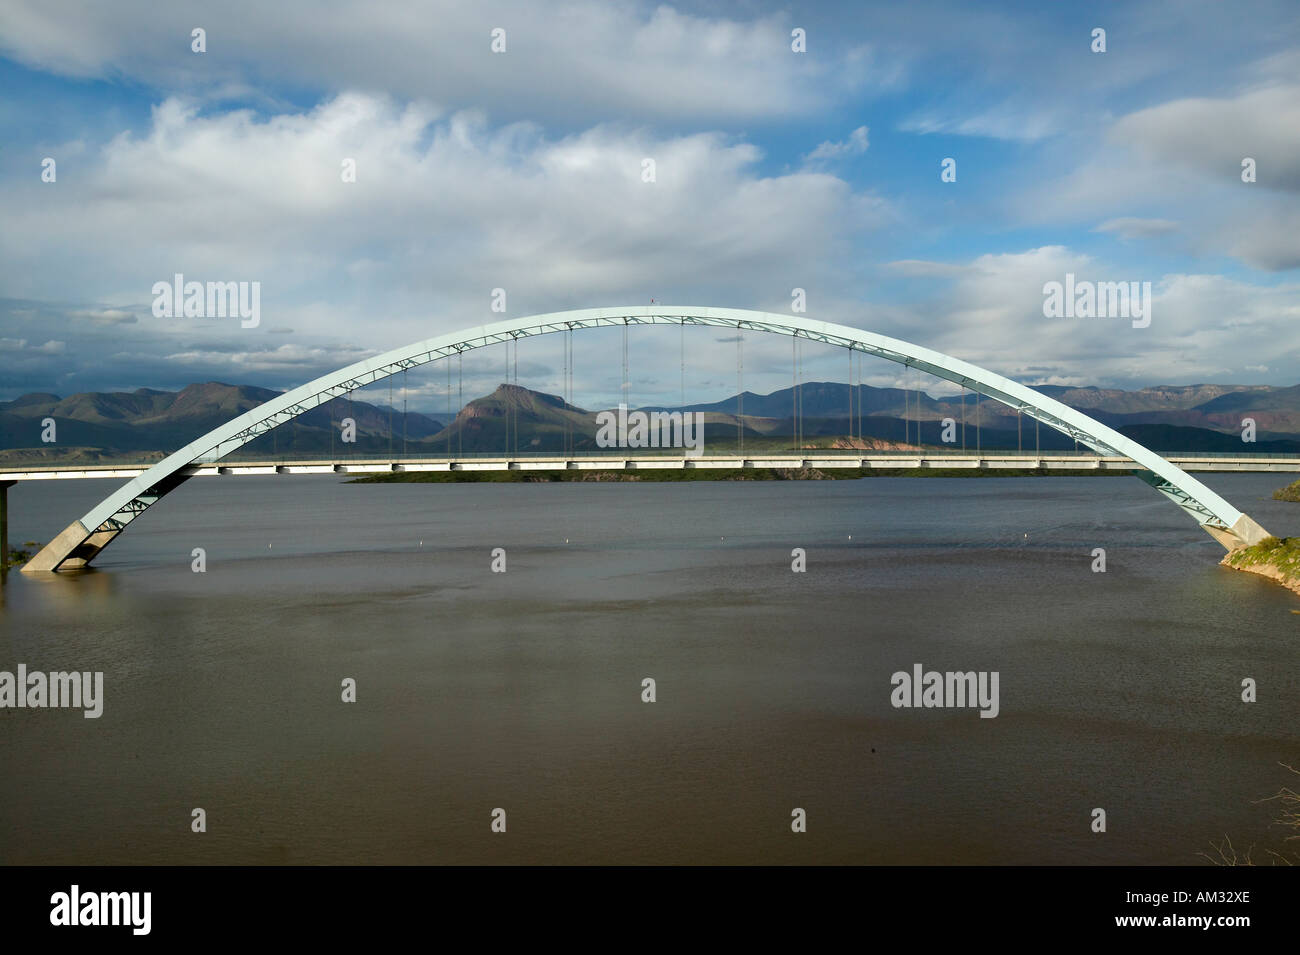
(0, 382), (444, 462)
(3, 378), (1299, 462)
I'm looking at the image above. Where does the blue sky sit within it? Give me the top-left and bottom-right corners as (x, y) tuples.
(1, 0), (1297, 411)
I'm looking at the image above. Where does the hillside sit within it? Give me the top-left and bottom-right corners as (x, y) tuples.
(4, 377), (1299, 461)
(0, 382), (444, 459)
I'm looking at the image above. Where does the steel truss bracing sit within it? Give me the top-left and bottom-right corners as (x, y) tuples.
(24, 306), (1270, 572)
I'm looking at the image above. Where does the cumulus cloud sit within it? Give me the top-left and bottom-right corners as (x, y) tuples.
(2, 93), (889, 319)
(864, 248), (1300, 390)
(1019, 75), (1300, 272)
(0, 91), (892, 400)
(805, 126), (869, 163)
(2, 1), (1296, 403)
(1112, 85), (1300, 193)
(0, 337), (65, 354)
(0, 0), (881, 123)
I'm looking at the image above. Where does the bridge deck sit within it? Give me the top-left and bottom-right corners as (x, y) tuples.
(4, 452), (1299, 480)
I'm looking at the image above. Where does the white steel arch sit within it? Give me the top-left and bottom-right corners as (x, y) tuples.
(24, 306), (1270, 571)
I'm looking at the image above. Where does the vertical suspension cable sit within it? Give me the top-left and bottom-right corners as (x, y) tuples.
(908, 367), (914, 446)
(457, 350), (463, 456)
(976, 386), (981, 454)
(388, 372), (394, 458)
(913, 367), (919, 444)
(680, 320), (685, 459)
(909, 366), (920, 446)
(504, 339), (510, 457)
(961, 382), (966, 452)
(1018, 408), (1022, 454)
(737, 331), (744, 452)
(561, 331), (568, 454)
(566, 327), (573, 455)
(446, 357), (451, 457)
(791, 335), (797, 452)
(402, 367), (408, 456)
(915, 365), (921, 447)
(680, 321), (685, 410)
(790, 340), (800, 452)
(513, 336), (518, 455)
(566, 328), (572, 454)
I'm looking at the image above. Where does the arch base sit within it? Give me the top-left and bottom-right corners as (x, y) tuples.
(22, 520), (116, 573)
(1206, 512), (1272, 552)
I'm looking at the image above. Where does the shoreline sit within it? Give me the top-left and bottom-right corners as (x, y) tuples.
(349, 466), (1141, 484)
(1222, 537), (1300, 598)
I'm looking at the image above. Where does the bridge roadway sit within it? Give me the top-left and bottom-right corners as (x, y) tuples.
(5, 451), (1300, 481)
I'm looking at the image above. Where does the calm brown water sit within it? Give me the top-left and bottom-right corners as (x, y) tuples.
(2, 473), (1297, 864)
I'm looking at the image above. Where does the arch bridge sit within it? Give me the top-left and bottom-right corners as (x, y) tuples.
(23, 306), (1271, 572)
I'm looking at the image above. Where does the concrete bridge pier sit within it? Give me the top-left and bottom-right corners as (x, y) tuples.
(1, 480), (13, 570)
(21, 519), (119, 573)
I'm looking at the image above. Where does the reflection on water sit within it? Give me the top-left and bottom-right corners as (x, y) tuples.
(1, 474), (1297, 864)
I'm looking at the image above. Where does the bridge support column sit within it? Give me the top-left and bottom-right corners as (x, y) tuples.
(21, 519), (109, 573)
(1206, 512), (1272, 551)
(1, 480), (12, 570)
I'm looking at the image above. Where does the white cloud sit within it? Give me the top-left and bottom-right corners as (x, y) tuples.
(1018, 76), (1300, 271)
(0, 0), (882, 123)
(0, 93), (890, 329)
(0, 91), (894, 398)
(0, 337), (65, 354)
(885, 259), (971, 278)
(805, 126), (869, 163)
(869, 248), (1300, 389)
(1093, 218), (1179, 240)
(899, 106), (1063, 142)
(1112, 85), (1300, 193)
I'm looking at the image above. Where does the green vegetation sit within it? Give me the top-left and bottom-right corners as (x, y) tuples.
(2, 541), (41, 571)
(1272, 480), (1300, 502)
(1223, 535), (1300, 579)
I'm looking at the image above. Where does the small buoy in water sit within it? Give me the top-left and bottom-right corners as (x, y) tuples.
(565, 538), (569, 543)
(848, 535), (852, 540)
(419, 540), (423, 548)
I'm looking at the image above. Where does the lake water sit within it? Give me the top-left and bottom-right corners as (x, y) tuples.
(2, 473), (1297, 864)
